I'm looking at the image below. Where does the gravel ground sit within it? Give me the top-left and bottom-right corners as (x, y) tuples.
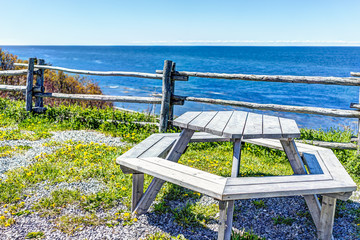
(0, 130), (359, 240)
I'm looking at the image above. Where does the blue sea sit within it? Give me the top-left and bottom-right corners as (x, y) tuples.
(1, 46), (360, 130)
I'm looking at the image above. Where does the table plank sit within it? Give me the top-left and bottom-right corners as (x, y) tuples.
(279, 117), (301, 138)
(222, 111), (248, 138)
(204, 111), (233, 136)
(243, 112), (263, 139)
(187, 111), (218, 131)
(263, 115), (282, 139)
(173, 111), (202, 128)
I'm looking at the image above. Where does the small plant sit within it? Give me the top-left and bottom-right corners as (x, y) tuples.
(172, 202), (218, 228)
(144, 232), (187, 240)
(54, 214), (104, 235)
(0, 215), (15, 227)
(153, 201), (171, 214)
(231, 229), (265, 240)
(252, 200), (266, 209)
(272, 215), (295, 226)
(25, 231), (45, 239)
(0, 145), (31, 158)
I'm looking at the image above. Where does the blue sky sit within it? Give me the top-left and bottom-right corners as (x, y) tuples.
(1, 0), (359, 46)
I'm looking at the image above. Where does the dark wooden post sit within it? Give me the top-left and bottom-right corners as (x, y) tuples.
(25, 58), (35, 112)
(159, 60), (173, 132)
(168, 62), (176, 126)
(34, 59), (46, 113)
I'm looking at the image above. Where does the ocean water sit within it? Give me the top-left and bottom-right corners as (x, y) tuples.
(2, 46), (360, 130)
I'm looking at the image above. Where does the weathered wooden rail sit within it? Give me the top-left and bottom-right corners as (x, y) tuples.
(1, 57), (360, 149)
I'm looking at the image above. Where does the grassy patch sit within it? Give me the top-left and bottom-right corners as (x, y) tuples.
(172, 202), (218, 228)
(179, 142), (293, 177)
(144, 232), (187, 240)
(252, 200), (266, 209)
(272, 215), (295, 226)
(54, 214), (105, 235)
(232, 229), (265, 240)
(0, 145), (31, 158)
(25, 231), (45, 239)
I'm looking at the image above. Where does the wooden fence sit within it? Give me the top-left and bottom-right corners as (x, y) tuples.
(1, 57), (360, 149)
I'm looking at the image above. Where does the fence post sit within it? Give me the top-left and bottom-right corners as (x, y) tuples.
(159, 60), (173, 132)
(168, 62), (176, 126)
(34, 59), (46, 113)
(25, 58), (35, 112)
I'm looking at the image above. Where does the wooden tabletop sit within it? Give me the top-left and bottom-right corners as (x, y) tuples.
(173, 111), (300, 139)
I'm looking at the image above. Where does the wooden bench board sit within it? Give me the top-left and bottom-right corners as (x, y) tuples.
(222, 180), (355, 200)
(118, 156), (226, 200)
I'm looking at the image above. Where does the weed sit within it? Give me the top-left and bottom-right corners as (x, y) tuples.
(144, 232), (187, 240)
(54, 214), (104, 235)
(0, 145), (31, 158)
(231, 229), (265, 240)
(25, 231), (45, 239)
(272, 215), (295, 226)
(252, 200), (266, 209)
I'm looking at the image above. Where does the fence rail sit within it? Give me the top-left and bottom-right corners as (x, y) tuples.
(13, 63), (187, 81)
(156, 70), (360, 86)
(1, 57), (360, 149)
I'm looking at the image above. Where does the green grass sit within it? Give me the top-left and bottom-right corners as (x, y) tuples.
(0, 145), (31, 158)
(25, 231), (45, 239)
(272, 215), (295, 226)
(0, 98), (359, 238)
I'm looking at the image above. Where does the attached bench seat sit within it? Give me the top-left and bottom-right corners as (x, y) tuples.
(117, 132), (356, 240)
(118, 132), (229, 174)
(118, 153), (355, 201)
(118, 133), (356, 201)
(118, 156), (226, 200)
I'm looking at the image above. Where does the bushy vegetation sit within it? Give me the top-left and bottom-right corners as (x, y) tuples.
(0, 48), (111, 108)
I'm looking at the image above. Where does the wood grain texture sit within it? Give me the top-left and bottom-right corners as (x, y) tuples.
(131, 174), (144, 212)
(173, 111), (202, 128)
(204, 111), (233, 136)
(0, 69), (28, 76)
(222, 111), (248, 138)
(279, 117), (301, 138)
(25, 58), (35, 111)
(318, 196), (336, 240)
(159, 60), (173, 132)
(170, 95), (360, 118)
(231, 139), (242, 177)
(242, 112), (263, 139)
(187, 111), (218, 131)
(157, 70), (360, 86)
(15, 63), (163, 79)
(218, 201), (227, 240)
(280, 140), (307, 175)
(35, 93), (165, 104)
(120, 157), (225, 199)
(262, 115), (282, 138)
(35, 59), (45, 108)
(0, 85), (26, 92)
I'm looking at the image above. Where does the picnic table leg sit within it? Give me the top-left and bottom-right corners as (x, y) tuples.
(318, 196), (336, 240)
(220, 138), (242, 240)
(218, 201), (227, 240)
(131, 173), (144, 212)
(280, 139), (323, 231)
(132, 129), (195, 215)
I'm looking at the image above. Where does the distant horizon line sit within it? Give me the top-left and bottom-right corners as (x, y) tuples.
(1, 44), (360, 47)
